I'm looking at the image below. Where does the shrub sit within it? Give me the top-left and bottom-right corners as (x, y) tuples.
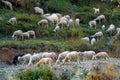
(18, 65), (58, 80)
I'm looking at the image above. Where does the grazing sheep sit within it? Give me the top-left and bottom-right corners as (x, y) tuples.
(2, 0), (13, 10)
(64, 15), (70, 20)
(36, 58), (53, 69)
(38, 19), (48, 28)
(42, 13), (51, 18)
(28, 53), (43, 66)
(12, 30), (23, 40)
(12, 53), (25, 65)
(59, 17), (68, 22)
(62, 51), (81, 64)
(94, 14), (106, 24)
(52, 13), (62, 19)
(81, 37), (90, 42)
(68, 19), (74, 26)
(91, 38), (96, 45)
(42, 52), (57, 61)
(18, 54), (32, 65)
(53, 25), (60, 32)
(56, 51), (69, 64)
(91, 31), (103, 39)
(89, 20), (97, 28)
(92, 52), (110, 60)
(22, 32), (30, 39)
(116, 27), (120, 36)
(102, 25), (105, 30)
(75, 18), (80, 25)
(7, 17), (17, 25)
(57, 20), (68, 28)
(34, 7), (44, 14)
(93, 8), (100, 14)
(46, 14), (59, 24)
(106, 24), (115, 34)
(82, 51), (96, 61)
(27, 30), (36, 39)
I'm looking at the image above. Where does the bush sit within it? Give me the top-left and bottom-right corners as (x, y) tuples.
(18, 66), (58, 80)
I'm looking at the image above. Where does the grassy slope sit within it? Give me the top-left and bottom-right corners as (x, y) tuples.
(0, 0), (120, 57)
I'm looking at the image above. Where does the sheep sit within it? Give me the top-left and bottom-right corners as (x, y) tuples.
(7, 17), (17, 25)
(68, 19), (74, 26)
(18, 54), (32, 65)
(27, 30), (36, 39)
(12, 53), (25, 65)
(81, 37), (90, 42)
(94, 14), (106, 24)
(82, 51), (96, 61)
(62, 51), (81, 64)
(116, 27), (120, 36)
(63, 15), (70, 20)
(22, 32), (30, 39)
(59, 17), (68, 22)
(2, 0), (13, 10)
(91, 38), (96, 45)
(12, 30), (23, 40)
(42, 13), (51, 18)
(89, 20), (97, 28)
(34, 7), (44, 14)
(91, 31), (103, 39)
(36, 58), (54, 70)
(52, 13), (62, 19)
(28, 53), (43, 66)
(46, 14), (59, 24)
(93, 8), (100, 14)
(56, 51), (69, 64)
(75, 18), (80, 25)
(37, 19), (48, 28)
(42, 52), (57, 61)
(53, 25), (60, 32)
(106, 24), (115, 35)
(92, 52), (110, 60)
(57, 20), (68, 28)
(101, 25), (105, 30)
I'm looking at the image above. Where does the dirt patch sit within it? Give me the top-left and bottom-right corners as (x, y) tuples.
(0, 48), (40, 64)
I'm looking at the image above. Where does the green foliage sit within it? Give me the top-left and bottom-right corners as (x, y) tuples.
(18, 66), (58, 80)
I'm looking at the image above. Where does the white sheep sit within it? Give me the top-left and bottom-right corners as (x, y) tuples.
(18, 54), (32, 65)
(57, 20), (68, 28)
(28, 53), (43, 66)
(2, 0), (13, 10)
(12, 30), (23, 40)
(91, 38), (96, 45)
(46, 14), (59, 24)
(92, 52), (110, 60)
(27, 30), (36, 39)
(42, 52), (57, 61)
(94, 14), (106, 24)
(38, 19), (48, 28)
(53, 25), (60, 32)
(106, 24), (115, 34)
(89, 20), (97, 28)
(63, 15), (70, 20)
(68, 19), (74, 26)
(22, 32), (30, 39)
(75, 18), (80, 25)
(56, 51), (69, 64)
(59, 17), (68, 22)
(36, 58), (54, 69)
(91, 31), (103, 39)
(93, 8), (100, 14)
(82, 51), (96, 61)
(101, 25), (105, 30)
(52, 13), (62, 19)
(62, 51), (81, 64)
(34, 7), (44, 14)
(81, 37), (90, 42)
(116, 27), (120, 36)
(8, 17), (17, 25)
